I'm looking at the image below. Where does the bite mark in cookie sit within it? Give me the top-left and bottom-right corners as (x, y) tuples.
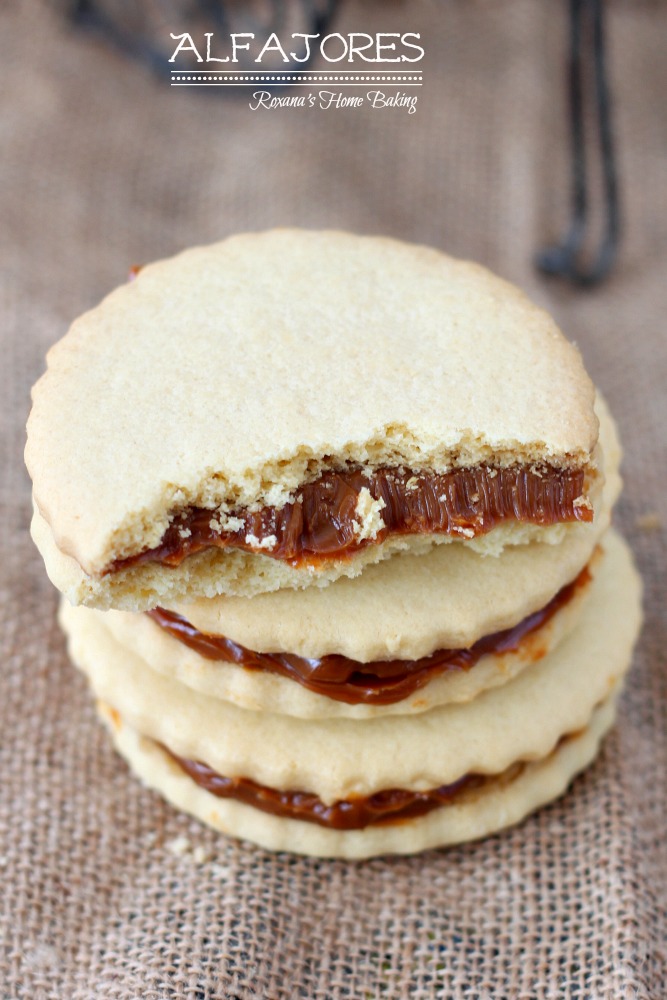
(109, 463), (593, 576)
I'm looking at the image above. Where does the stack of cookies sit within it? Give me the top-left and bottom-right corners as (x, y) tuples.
(26, 230), (642, 859)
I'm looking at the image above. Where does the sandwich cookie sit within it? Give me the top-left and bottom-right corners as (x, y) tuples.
(100, 697), (616, 859)
(27, 230), (601, 610)
(98, 555), (595, 720)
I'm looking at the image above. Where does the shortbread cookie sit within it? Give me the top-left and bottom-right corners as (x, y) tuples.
(60, 530), (641, 804)
(27, 230), (600, 609)
(95, 549), (597, 720)
(29, 381), (616, 614)
(98, 693), (616, 859)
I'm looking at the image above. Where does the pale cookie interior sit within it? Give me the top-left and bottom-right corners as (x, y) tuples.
(31, 395), (618, 612)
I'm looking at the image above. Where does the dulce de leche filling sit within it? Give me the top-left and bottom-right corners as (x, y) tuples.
(161, 745), (491, 829)
(110, 463), (592, 574)
(161, 742), (578, 830)
(147, 563), (591, 706)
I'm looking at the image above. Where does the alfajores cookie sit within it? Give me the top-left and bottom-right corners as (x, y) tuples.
(95, 548), (597, 720)
(27, 230), (601, 610)
(100, 695), (617, 859)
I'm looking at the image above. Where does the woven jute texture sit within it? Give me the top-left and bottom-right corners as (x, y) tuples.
(1, 1), (665, 997)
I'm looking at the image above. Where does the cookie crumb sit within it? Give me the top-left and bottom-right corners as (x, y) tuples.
(166, 835), (191, 857)
(192, 845), (210, 865)
(210, 864), (232, 878)
(636, 511), (662, 532)
(353, 488), (386, 541)
(245, 533), (277, 550)
(221, 514), (244, 533)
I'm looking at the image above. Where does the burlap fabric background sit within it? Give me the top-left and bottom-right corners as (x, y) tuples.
(1, 1), (665, 997)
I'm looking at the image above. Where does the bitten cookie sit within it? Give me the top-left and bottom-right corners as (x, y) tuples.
(27, 230), (601, 610)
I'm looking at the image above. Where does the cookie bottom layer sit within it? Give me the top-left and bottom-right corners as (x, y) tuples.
(98, 695), (616, 859)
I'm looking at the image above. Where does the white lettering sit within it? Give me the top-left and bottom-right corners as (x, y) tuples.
(249, 90), (307, 110)
(168, 31), (426, 68)
(366, 90), (418, 114)
(168, 33), (203, 63)
(204, 32), (228, 63)
(319, 90), (364, 110)
(320, 33), (349, 63)
(400, 33), (425, 62)
(231, 33), (254, 62)
(256, 32), (290, 63)
(347, 33), (375, 62)
(289, 34), (319, 63)
(375, 33), (401, 63)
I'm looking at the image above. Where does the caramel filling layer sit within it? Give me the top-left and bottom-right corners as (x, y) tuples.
(162, 744), (494, 829)
(162, 733), (590, 830)
(147, 563), (590, 705)
(111, 464), (592, 574)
